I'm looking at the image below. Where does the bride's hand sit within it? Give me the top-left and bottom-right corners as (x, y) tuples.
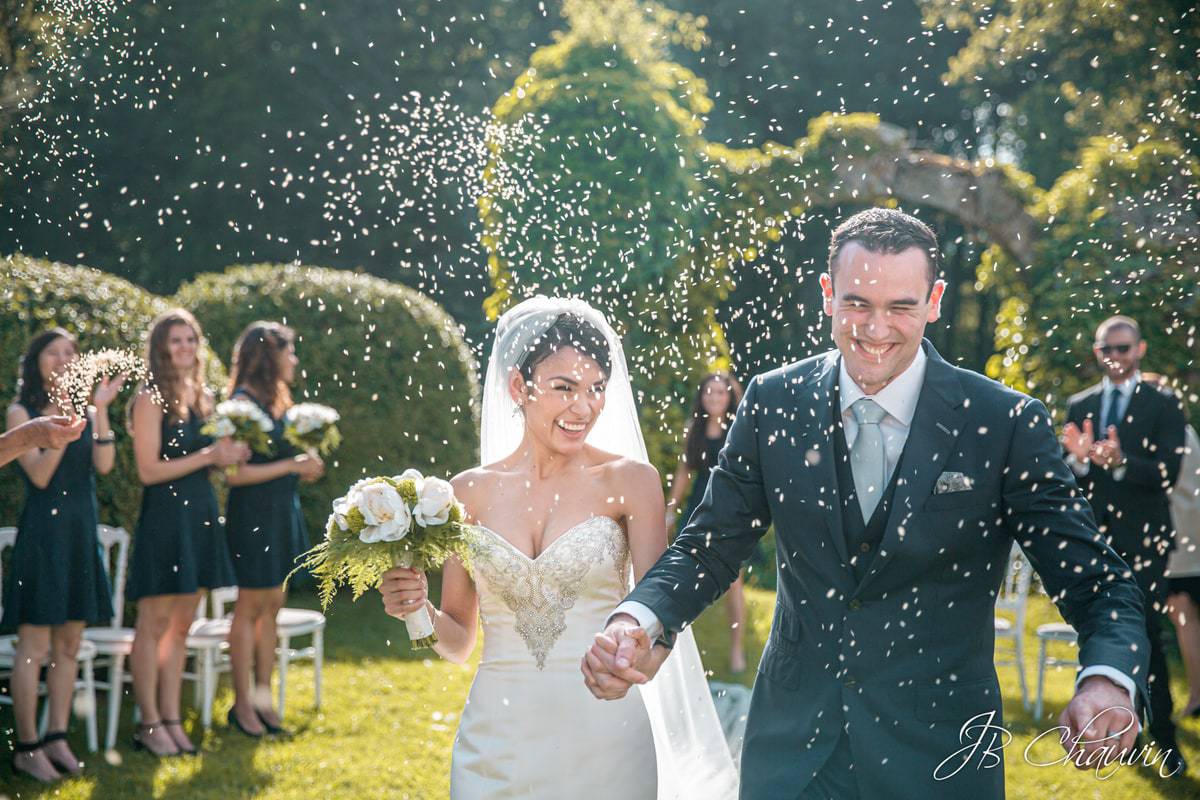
(379, 566), (428, 620)
(582, 617), (659, 700)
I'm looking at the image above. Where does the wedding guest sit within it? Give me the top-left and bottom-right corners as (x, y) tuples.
(0, 414), (86, 468)
(1165, 422), (1200, 717)
(2, 329), (121, 782)
(125, 309), (249, 756)
(223, 322), (324, 737)
(666, 372), (751, 672)
(1062, 316), (1187, 771)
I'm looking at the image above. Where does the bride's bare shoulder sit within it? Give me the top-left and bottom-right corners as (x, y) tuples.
(588, 448), (660, 484)
(450, 465), (502, 505)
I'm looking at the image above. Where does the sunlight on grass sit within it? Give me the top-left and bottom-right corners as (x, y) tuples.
(4, 587), (1199, 798)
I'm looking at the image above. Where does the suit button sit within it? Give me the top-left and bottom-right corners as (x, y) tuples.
(848, 599), (862, 611)
(859, 542), (871, 554)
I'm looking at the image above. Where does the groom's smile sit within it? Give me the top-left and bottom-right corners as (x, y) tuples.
(821, 241), (946, 395)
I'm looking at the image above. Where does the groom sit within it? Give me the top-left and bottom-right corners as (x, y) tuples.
(584, 208), (1151, 799)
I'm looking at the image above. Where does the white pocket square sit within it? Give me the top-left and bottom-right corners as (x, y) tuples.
(934, 471), (974, 494)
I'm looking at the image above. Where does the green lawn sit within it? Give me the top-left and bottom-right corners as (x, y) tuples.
(3, 586), (1199, 799)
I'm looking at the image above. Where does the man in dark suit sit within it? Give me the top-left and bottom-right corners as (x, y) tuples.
(582, 208), (1152, 799)
(1062, 315), (1188, 773)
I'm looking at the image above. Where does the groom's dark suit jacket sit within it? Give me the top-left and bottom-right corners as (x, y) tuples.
(626, 341), (1149, 800)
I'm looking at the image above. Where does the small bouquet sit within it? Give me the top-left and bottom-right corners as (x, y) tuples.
(283, 402), (342, 456)
(292, 469), (474, 649)
(201, 398), (274, 473)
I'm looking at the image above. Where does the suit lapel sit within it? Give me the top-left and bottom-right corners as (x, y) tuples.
(794, 352), (851, 569)
(854, 342), (966, 596)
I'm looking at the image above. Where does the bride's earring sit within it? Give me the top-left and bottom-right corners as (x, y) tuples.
(513, 402), (523, 417)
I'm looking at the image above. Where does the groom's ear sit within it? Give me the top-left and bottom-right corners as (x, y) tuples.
(926, 279), (947, 323)
(819, 272), (835, 317)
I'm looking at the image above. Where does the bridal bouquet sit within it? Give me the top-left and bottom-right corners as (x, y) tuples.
(292, 469), (474, 649)
(283, 402), (342, 456)
(201, 398), (274, 473)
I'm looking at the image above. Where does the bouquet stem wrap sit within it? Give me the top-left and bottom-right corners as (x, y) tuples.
(394, 551), (437, 649)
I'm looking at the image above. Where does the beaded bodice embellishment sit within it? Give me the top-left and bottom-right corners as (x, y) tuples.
(471, 516), (630, 670)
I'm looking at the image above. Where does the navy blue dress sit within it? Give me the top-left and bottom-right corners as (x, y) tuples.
(126, 408), (236, 600)
(223, 391), (308, 588)
(676, 434), (724, 539)
(1, 404), (114, 630)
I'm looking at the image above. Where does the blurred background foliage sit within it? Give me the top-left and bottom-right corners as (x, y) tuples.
(1, 0), (1196, 473)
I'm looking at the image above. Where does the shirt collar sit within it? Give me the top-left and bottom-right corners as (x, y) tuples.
(1102, 371), (1140, 396)
(838, 346), (928, 427)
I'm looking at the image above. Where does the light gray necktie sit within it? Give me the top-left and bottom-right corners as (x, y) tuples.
(850, 397), (888, 522)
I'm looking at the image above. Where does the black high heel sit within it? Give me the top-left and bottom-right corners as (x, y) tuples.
(162, 719), (198, 755)
(131, 721), (180, 757)
(227, 707), (264, 738)
(12, 739), (62, 783)
(40, 731), (83, 775)
(255, 709), (289, 736)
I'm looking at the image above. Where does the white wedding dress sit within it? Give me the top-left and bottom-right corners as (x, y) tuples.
(450, 515), (658, 799)
(455, 295), (739, 799)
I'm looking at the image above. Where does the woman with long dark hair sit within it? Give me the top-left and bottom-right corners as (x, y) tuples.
(125, 309), (249, 756)
(3, 329), (121, 781)
(223, 321), (324, 737)
(665, 372), (749, 673)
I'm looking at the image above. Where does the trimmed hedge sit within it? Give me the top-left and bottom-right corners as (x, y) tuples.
(175, 264), (481, 542)
(0, 255), (226, 531)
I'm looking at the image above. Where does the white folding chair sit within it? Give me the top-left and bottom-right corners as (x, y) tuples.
(208, 586), (325, 715)
(0, 526), (100, 752)
(1034, 623), (1080, 719)
(81, 524), (135, 752)
(994, 542), (1033, 710)
(186, 594), (231, 731)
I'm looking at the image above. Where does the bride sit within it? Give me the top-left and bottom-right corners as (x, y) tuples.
(378, 297), (738, 799)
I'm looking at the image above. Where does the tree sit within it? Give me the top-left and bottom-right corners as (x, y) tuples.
(924, 0), (1200, 186)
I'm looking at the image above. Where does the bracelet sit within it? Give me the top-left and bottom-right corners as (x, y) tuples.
(94, 433), (116, 445)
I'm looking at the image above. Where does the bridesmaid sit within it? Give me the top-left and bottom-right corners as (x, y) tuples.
(3, 329), (121, 782)
(223, 321), (324, 737)
(665, 371), (749, 673)
(125, 309), (249, 756)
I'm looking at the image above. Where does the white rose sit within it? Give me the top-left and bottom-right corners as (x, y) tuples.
(414, 476), (455, 527)
(331, 491), (356, 531)
(211, 418), (236, 438)
(356, 481), (412, 543)
(396, 468), (425, 488)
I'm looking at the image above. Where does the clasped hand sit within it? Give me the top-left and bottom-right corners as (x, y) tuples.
(581, 614), (667, 700)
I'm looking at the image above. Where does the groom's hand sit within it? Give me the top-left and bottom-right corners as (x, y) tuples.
(1058, 675), (1139, 768)
(581, 614), (653, 700)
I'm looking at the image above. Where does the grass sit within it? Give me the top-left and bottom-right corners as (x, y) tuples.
(2, 586), (1199, 799)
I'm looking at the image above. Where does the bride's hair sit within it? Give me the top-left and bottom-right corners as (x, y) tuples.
(516, 312), (612, 382)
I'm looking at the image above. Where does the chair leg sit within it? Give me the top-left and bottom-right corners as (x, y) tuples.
(82, 656), (98, 753)
(193, 650), (203, 707)
(201, 647), (214, 731)
(1014, 637), (1029, 712)
(277, 636), (290, 717)
(314, 629), (324, 710)
(106, 653), (125, 752)
(1035, 638), (1048, 721)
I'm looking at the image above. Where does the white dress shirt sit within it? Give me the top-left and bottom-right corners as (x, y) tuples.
(1067, 372), (1138, 482)
(613, 351), (1138, 715)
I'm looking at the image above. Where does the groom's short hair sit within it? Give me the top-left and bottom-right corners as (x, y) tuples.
(827, 208), (940, 291)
